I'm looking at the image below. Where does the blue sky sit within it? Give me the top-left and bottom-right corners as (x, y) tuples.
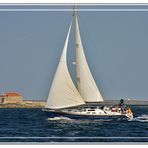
(0, 5), (148, 100)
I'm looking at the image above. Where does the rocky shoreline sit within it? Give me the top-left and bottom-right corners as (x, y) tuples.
(0, 101), (46, 108)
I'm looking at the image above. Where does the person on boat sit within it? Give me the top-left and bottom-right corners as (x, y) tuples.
(119, 99), (124, 106)
(118, 99), (126, 112)
(112, 99), (126, 112)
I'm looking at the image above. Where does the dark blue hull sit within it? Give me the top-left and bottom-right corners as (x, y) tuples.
(43, 110), (128, 120)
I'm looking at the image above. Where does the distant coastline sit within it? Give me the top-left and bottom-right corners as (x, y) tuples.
(0, 99), (148, 108)
(0, 100), (46, 108)
(93, 100), (148, 106)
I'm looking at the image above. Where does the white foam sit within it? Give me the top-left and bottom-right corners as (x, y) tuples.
(129, 114), (148, 122)
(137, 114), (148, 119)
(47, 116), (72, 121)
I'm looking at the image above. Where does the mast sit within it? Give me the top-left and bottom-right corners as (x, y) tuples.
(73, 5), (77, 16)
(74, 7), (104, 102)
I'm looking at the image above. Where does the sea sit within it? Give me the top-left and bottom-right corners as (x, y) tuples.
(0, 105), (148, 143)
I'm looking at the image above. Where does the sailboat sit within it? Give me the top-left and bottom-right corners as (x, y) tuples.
(43, 9), (133, 120)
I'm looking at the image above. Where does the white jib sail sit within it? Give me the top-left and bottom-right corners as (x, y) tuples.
(46, 22), (85, 109)
(75, 15), (104, 102)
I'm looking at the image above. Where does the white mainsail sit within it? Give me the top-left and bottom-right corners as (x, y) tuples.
(75, 14), (104, 102)
(46, 22), (85, 109)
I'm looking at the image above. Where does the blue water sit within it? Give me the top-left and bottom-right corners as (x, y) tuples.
(0, 106), (148, 142)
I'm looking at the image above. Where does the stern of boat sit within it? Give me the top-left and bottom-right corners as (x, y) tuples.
(125, 107), (133, 119)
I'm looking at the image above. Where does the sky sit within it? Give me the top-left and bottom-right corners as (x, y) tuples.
(0, 5), (148, 100)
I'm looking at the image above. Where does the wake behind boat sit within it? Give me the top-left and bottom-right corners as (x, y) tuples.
(43, 8), (133, 120)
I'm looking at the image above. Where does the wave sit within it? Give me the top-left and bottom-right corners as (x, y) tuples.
(47, 116), (72, 121)
(47, 117), (114, 123)
(128, 114), (148, 122)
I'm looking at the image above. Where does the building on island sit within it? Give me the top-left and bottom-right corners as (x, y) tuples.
(0, 92), (22, 104)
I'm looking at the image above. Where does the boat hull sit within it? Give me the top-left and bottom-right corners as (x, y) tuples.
(43, 109), (129, 120)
